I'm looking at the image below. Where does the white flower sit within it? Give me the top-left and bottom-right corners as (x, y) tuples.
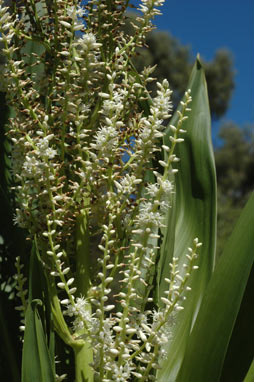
(137, 117), (164, 153)
(139, 0), (165, 15)
(136, 201), (163, 229)
(151, 79), (172, 119)
(13, 208), (27, 228)
(146, 183), (160, 198)
(67, 5), (86, 19)
(92, 124), (118, 153)
(120, 174), (142, 194)
(158, 178), (173, 194)
(147, 178), (173, 199)
(78, 33), (101, 52)
(0, 4), (15, 44)
(111, 362), (133, 381)
(36, 135), (57, 159)
(65, 297), (92, 332)
(55, 373), (67, 381)
(65, 5), (85, 31)
(45, 147), (57, 159)
(22, 154), (43, 178)
(100, 85), (127, 116)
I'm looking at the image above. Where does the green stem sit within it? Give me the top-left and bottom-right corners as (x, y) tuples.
(74, 342), (94, 382)
(76, 208), (91, 296)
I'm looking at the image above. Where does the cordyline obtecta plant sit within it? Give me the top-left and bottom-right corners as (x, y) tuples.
(1, 1), (254, 382)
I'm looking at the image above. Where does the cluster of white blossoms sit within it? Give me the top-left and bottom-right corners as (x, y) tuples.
(1, 0), (201, 380)
(62, 238), (201, 381)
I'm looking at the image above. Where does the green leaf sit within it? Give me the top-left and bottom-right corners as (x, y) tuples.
(157, 57), (217, 381)
(29, 240), (49, 304)
(244, 359), (254, 382)
(176, 193), (254, 382)
(23, 240), (57, 376)
(220, 265), (254, 382)
(49, 330), (56, 376)
(22, 300), (56, 382)
(74, 211), (94, 381)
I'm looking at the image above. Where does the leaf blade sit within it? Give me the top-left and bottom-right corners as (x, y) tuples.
(157, 57), (217, 381)
(244, 359), (254, 382)
(22, 300), (55, 382)
(177, 193), (254, 382)
(220, 265), (254, 382)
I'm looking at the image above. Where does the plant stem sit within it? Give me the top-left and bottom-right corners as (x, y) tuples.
(74, 342), (94, 382)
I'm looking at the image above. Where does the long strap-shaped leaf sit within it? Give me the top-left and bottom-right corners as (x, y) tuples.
(21, 241), (56, 381)
(22, 300), (55, 382)
(220, 265), (254, 381)
(74, 210), (94, 382)
(244, 359), (254, 382)
(157, 57), (217, 381)
(177, 192), (254, 382)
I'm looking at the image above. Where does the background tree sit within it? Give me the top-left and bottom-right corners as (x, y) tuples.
(216, 123), (254, 200)
(215, 122), (254, 255)
(205, 50), (235, 120)
(123, 12), (235, 120)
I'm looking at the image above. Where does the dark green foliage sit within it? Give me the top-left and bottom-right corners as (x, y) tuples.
(0, 293), (21, 381)
(205, 50), (235, 120)
(215, 122), (254, 255)
(215, 122), (254, 200)
(0, 91), (27, 382)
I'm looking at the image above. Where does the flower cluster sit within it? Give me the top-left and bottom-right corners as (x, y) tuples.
(63, 238), (201, 381)
(0, 0), (200, 380)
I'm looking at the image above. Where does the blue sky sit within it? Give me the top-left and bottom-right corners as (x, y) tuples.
(150, 0), (254, 140)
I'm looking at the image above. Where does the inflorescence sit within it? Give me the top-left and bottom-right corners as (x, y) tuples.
(1, 0), (201, 380)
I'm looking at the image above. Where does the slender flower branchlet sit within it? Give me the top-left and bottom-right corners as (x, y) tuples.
(14, 256), (28, 332)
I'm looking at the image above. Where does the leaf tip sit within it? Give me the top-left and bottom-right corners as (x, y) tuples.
(196, 53), (202, 69)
